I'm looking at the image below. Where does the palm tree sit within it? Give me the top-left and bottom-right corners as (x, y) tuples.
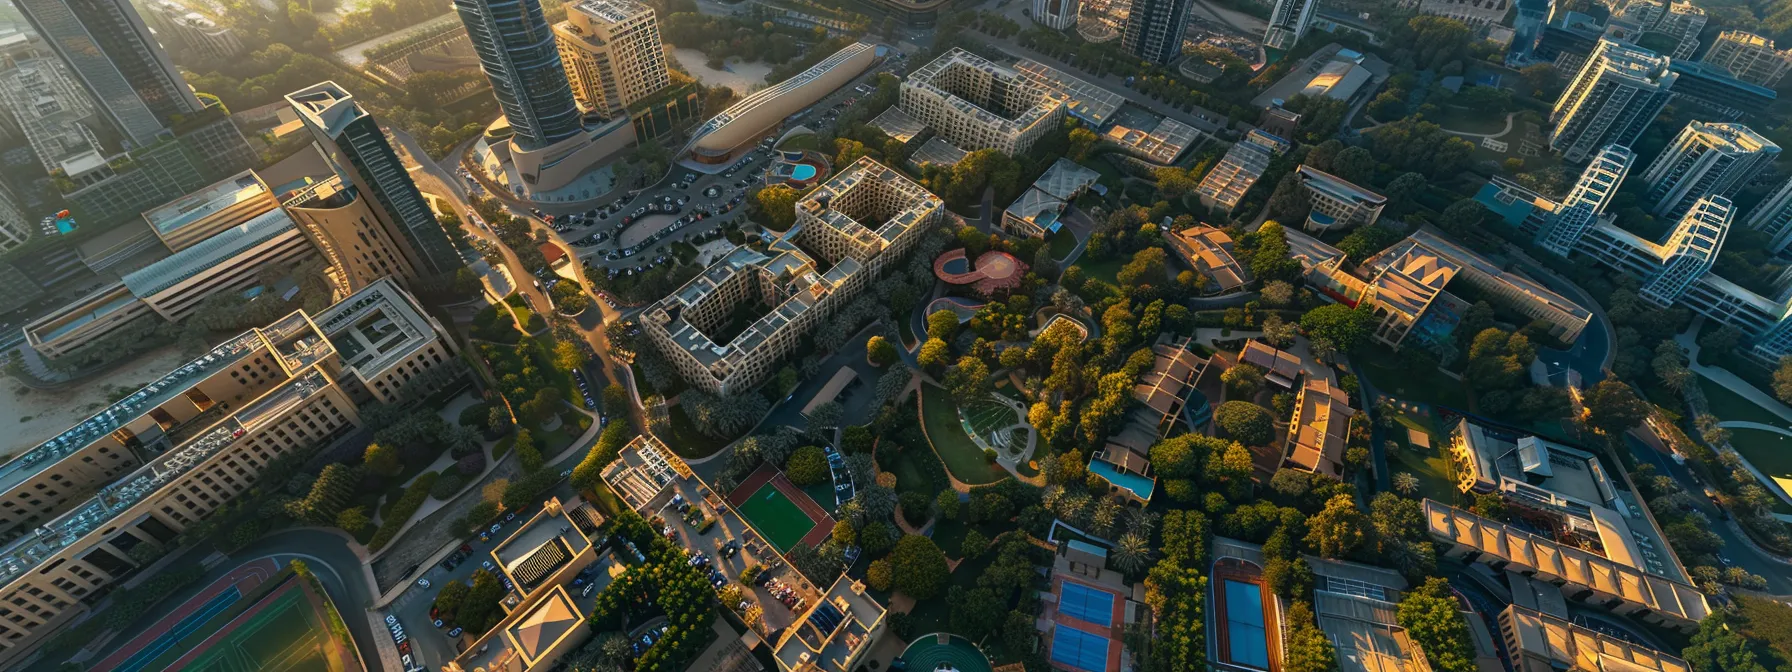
(1112, 532), (1152, 574)
(1393, 472), (1420, 496)
(1125, 508), (1160, 537)
(1089, 498), (1121, 538)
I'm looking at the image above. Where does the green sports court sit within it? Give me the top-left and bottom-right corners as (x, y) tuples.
(178, 589), (336, 672)
(735, 482), (816, 552)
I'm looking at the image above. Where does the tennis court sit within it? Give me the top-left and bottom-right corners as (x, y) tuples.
(1049, 624), (1111, 672)
(1058, 581), (1115, 626)
(179, 589), (331, 672)
(113, 587), (244, 672)
(1224, 580), (1271, 669)
(736, 482), (817, 552)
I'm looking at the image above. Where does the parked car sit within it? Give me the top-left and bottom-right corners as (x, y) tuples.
(416, 578), (431, 589)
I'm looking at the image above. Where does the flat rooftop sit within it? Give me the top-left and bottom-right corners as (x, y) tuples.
(1501, 604), (1689, 672)
(774, 577), (885, 672)
(142, 170), (266, 236)
(121, 207), (298, 298)
(313, 277), (439, 378)
(1012, 59), (1124, 126)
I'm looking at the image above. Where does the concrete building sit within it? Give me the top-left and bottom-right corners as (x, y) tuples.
(1424, 500), (1710, 633)
(1123, 0), (1191, 63)
(999, 158), (1099, 238)
(13, 0), (202, 146)
(58, 115), (258, 229)
(285, 175), (424, 292)
(1499, 605), (1689, 672)
(1167, 225), (1249, 293)
(644, 157), (941, 395)
(1701, 30), (1792, 88)
(686, 42), (877, 164)
(1743, 175), (1792, 253)
(1666, 59), (1778, 121)
(1538, 145), (1634, 256)
(0, 278), (457, 667)
(554, 0), (670, 121)
(1105, 116), (1200, 165)
(1295, 165), (1386, 233)
(1304, 559), (1437, 672)
(1284, 377), (1354, 478)
(1264, 0), (1314, 50)
(141, 170), (278, 253)
(1197, 130), (1290, 213)
(288, 82), (464, 279)
(1032, 0), (1080, 30)
(1638, 121), (1778, 220)
(1550, 40), (1676, 163)
(122, 207), (318, 324)
(140, 0), (244, 62)
(0, 57), (103, 176)
(0, 183), (28, 252)
(899, 48), (1066, 156)
(773, 577), (886, 672)
(1416, 0), (1509, 27)
(445, 496), (608, 672)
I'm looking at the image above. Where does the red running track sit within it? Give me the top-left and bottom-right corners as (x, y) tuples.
(91, 558), (280, 672)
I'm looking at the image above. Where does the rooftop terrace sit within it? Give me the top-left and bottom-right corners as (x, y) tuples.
(142, 170), (266, 235)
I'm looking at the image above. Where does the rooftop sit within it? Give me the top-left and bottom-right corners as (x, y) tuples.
(911, 137), (969, 167)
(1500, 605), (1689, 672)
(1297, 165), (1388, 205)
(907, 48), (1063, 133)
(1032, 158), (1101, 201)
(492, 500), (601, 594)
(1168, 225), (1249, 291)
(600, 435), (691, 512)
(1104, 116), (1200, 164)
(867, 106), (926, 144)
(1286, 378), (1355, 476)
(773, 577), (885, 672)
(141, 170), (268, 235)
(121, 207), (298, 298)
(1005, 187), (1068, 234)
(1197, 130), (1289, 211)
(1451, 419), (1618, 509)
(1241, 340), (1302, 387)
(574, 0), (653, 23)
(1012, 59), (1125, 126)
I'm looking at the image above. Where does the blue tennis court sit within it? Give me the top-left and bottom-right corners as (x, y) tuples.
(1224, 580), (1270, 669)
(114, 585), (242, 672)
(1050, 623), (1111, 672)
(1059, 581), (1115, 626)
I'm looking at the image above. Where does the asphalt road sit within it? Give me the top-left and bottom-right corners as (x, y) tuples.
(1624, 429), (1792, 593)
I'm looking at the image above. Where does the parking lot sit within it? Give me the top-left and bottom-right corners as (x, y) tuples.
(644, 473), (824, 635)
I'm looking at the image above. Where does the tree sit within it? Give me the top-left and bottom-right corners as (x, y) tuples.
(960, 529), (989, 557)
(1393, 472), (1420, 495)
(1775, 356), (1792, 405)
(1683, 613), (1770, 672)
(1215, 401), (1273, 445)
(1113, 532), (1152, 574)
(832, 520), (857, 547)
(927, 310), (960, 340)
(1069, 126), (1100, 161)
(1222, 363), (1265, 396)
(363, 443), (402, 477)
(890, 535), (949, 599)
(786, 445), (829, 485)
(1305, 494), (1371, 558)
(1585, 380), (1649, 438)
(935, 490), (959, 520)
(1283, 601), (1339, 672)
(754, 184), (801, 230)
(1330, 146), (1376, 184)
(1155, 166), (1199, 199)
(1261, 280), (1295, 306)
(336, 506), (370, 534)
(944, 356), (992, 406)
(866, 335), (897, 366)
(918, 338), (952, 371)
(1267, 172), (1312, 221)
(866, 558), (894, 590)
(1397, 578), (1478, 672)
(1300, 304), (1376, 354)
(554, 340), (588, 370)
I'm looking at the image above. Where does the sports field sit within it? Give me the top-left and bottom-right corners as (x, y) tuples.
(99, 560), (358, 672)
(736, 482), (815, 552)
(177, 588), (336, 672)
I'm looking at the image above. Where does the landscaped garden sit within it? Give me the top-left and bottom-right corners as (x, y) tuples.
(920, 384), (1008, 485)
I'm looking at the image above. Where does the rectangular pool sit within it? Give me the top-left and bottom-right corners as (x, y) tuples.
(1224, 580), (1270, 670)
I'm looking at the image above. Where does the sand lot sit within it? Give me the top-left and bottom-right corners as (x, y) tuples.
(0, 347), (191, 461)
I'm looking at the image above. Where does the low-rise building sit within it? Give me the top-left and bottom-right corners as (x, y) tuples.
(773, 577), (886, 672)
(1500, 605), (1689, 672)
(1241, 340), (1302, 388)
(446, 496), (609, 672)
(1167, 225), (1250, 293)
(1304, 558), (1437, 672)
(644, 157), (942, 396)
(1197, 130), (1290, 213)
(999, 158), (1100, 239)
(1701, 30), (1792, 87)
(1295, 165), (1386, 232)
(1347, 229), (1591, 348)
(140, 170), (277, 253)
(1283, 377), (1354, 478)
(1104, 116), (1199, 165)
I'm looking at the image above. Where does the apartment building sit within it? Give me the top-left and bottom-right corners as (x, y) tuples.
(1666, 59), (1778, 121)
(1197, 130), (1290, 213)
(1701, 30), (1792, 88)
(0, 278), (457, 666)
(1537, 145), (1633, 255)
(140, 0), (245, 62)
(1264, 0), (1314, 50)
(1284, 377), (1354, 477)
(1032, 0), (1080, 30)
(1638, 121), (1778, 220)
(1743, 175), (1792, 253)
(554, 0), (670, 121)
(644, 158), (942, 395)
(1294, 165), (1387, 232)
(0, 57), (102, 176)
(1550, 39), (1676, 163)
(899, 48), (1066, 156)
(1124, 0), (1192, 63)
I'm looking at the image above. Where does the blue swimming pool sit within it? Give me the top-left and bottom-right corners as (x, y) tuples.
(1224, 580), (1270, 669)
(1059, 582), (1116, 626)
(1049, 624), (1110, 672)
(791, 164), (817, 181)
(941, 257), (969, 274)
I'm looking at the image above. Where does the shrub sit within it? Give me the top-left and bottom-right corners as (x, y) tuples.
(890, 535), (948, 599)
(457, 452), (486, 476)
(368, 472), (440, 551)
(458, 402), (490, 430)
(866, 558), (893, 590)
(1215, 401), (1273, 445)
(786, 445), (829, 486)
(430, 472), (466, 499)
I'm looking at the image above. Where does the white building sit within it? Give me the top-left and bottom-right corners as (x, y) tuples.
(898, 48), (1066, 156)
(1264, 0), (1315, 50)
(1638, 121), (1778, 220)
(1296, 165), (1386, 232)
(1701, 30), (1792, 88)
(1031, 0), (1080, 30)
(1550, 39), (1677, 163)
(1743, 176), (1792, 253)
(1197, 130), (1290, 213)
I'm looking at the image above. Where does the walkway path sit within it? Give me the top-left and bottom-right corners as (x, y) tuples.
(1717, 420), (1792, 436)
(1438, 112), (1517, 139)
(1676, 324), (1792, 425)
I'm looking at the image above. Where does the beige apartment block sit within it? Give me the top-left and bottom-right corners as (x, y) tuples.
(1701, 30), (1792, 88)
(644, 157), (942, 395)
(554, 0), (671, 120)
(899, 48), (1066, 156)
(285, 175), (423, 292)
(0, 278), (457, 666)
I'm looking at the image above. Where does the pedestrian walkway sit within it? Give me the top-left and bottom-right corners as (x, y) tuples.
(1676, 326), (1792, 425)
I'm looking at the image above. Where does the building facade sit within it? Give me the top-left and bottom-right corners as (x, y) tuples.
(141, 170), (278, 253)
(1123, 0), (1191, 63)
(1031, 0), (1080, 30)
(899, 48), (1066, 156)
(0, 278), (458, 667)
(643, 157), (941, 395)
(1550, 39), (1677, 163)
(1743, 176), (1792, 253)
(0, 182), (28, 252)
(1701, 30), (1792, 88)
(285, 175), (423, 292)
(287, 82), (464, 279)
(12, 0), (202, 146)
(1295, 165), (1386, 232)
(1416, 0), (1509, 26)
(1263, 0), (1313, 50)
(1638, 121), (1778, 220)
(454, 0), (584, 150)
(554, 0), (670, 121)
(140, 0), (245, 62)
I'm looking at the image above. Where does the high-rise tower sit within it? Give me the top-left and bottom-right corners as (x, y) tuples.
(455, 0), (585, 150)
(286, 82), (463, 279)
(1122, 0), (1192, 64)
(1539, 144), (1635, 256)
(553, 0), (670, 121)
(1550, 39), (1677, 163)
(12, 0), (203, 147)
(1264, 0), (1315, 51)
(1639, 121), (1778, 220)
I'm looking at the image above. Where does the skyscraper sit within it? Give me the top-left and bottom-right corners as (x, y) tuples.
(1550, 39), (1677, 163)
(1639, 121), (1778, 220)
(1538, 144), (1634, 256)
(1743, 177), (1792, 253)
(455, 0), (584, 150)
(1031, 0), (1080, 30)
(286, 82), (463, 279)
(13, 0), (203, 147)
(1122, 0), (1191, 64)
(1264, 0), (1314, 50)
(1640, 195), (1731, 307)
(1700, 30), (1792, 87)
(554, 0), (670, 121)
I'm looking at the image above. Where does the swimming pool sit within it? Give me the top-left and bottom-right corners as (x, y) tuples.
(791, 164), (817, 181)
(941, 257), (969, 274)
(1224, 580), (1270, 669)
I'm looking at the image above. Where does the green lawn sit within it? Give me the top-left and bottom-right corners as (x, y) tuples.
(1727, 429), (1792, 482)
(736, 482), (816, 552)
(1696, 376), (1789, 427)
(1352, 346), (1470, 410)
(1048, 228), (1078, 260)
(886, 446), (944, 496)
(920, 385), (1007, 485)
(1431, 105), (1508, 134)
(777, 134), (823, 152)
(1073, 256), (1126, 286)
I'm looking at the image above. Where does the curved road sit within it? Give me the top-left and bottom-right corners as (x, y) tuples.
(232, 530), (382, 669)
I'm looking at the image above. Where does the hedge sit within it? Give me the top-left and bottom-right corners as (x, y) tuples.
(368, 472), (440, 551)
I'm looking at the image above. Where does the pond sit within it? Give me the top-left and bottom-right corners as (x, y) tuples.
(673, 48), (772, 95)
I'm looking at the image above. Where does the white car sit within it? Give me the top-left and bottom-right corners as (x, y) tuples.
(416, 578), (431, 589)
